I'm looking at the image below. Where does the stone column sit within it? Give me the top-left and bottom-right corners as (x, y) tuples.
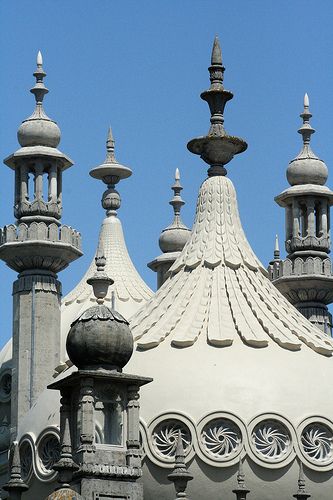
(11, 274), (61, 439)
(292, 200), (300, 238)
(48, 164), (58, 203)
(34, 162), (43, 201)
(285, 205), (293, 242)
(307, 198), (315, 237)
(20, 165), (28, 202)
(319, 200), (328, 238)
(78, 378), (95, 458)
(126, 385), (141, 467)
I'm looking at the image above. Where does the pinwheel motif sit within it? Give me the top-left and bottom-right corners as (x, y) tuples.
(20, 441), (33, 479)
(153, 420), (191, 458)
(252, 420), (290, 459)
(301, 424), (333, 462)
(39, 435), (60, 471)
(201, 419), (241, 458)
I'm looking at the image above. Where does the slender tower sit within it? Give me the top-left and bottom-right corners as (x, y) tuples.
(0, 53), (82, 437)
(148, 168), (191, 288)
(272, 94), (333, 334)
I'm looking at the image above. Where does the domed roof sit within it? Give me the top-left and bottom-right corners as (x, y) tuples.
(287, 94), (328, 186)
(17, 51), (61, 149)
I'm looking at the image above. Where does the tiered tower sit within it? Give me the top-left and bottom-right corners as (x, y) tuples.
(148, 169), (191, 288)
(0, 53), (82, 437)
(272, 94), (333, 334)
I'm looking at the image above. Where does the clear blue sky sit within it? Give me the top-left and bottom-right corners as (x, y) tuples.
(1, 1), (333, 345)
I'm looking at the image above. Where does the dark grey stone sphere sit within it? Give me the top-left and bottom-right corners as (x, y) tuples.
(66, 305), (133, 371)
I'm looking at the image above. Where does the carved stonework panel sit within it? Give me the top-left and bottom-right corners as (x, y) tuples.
(297, 417), (333, 471)
(251, 420), (291, 460)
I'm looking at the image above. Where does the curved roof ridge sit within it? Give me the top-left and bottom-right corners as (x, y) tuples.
(61, 215), (153, 356)
(131, 176), (333, 356)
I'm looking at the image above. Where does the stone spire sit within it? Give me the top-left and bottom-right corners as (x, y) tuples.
(3, 441), (28, 500)
(187, 36), (247, 177)
(232, 458), (250, 500)
(148, 169), (191, 288)
(168, 430), (193, 499)
(273, 94), (333, 334)
(0, 53), (82, 438)
(293, 462), (311, 499)
(268, 234), (282, 280)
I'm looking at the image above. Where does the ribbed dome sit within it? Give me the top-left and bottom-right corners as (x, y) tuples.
(67, 304), (133, 371)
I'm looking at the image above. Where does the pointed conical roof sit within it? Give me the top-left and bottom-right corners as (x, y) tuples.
(131, 41), (333, 357)
(61, 128), (152, 357)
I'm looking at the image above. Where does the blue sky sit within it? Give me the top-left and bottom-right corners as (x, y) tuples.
(0, 1), (333, 344)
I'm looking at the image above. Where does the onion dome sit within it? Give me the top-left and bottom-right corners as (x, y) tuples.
(45, 489), (83, 500)
(287, 94), (328, 186)
(66, 252), (133, 371)
(159, 168), (191, 253)
(17, 51), (61, 148)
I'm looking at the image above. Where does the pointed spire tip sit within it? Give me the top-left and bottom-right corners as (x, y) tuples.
(211, 35), (222, 65)
(304, 93), (309, 108)
(175, 167), (180, 181)
(37, 50), (43, 66)
(107, 125), (114, 142)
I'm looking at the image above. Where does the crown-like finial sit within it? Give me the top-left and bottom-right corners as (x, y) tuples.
(293, 462), (311, 499)
(87, 248), (114, 304)
(187, 37), (247, 177)
(168, 430), (193, 499)
(30, 50), (48, 105)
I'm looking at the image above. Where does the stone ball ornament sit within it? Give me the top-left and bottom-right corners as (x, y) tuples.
(159, 226), (190, 253)
(66, 304), (133, 371)
(287, 155), (328, 186)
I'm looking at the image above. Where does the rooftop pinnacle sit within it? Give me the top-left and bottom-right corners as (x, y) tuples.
(187, 37), (247, 177)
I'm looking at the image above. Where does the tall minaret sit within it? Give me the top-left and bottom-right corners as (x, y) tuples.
(0, 53), (82, 437)
(272, 94), (333, 334)
(148, 168), (191, 288)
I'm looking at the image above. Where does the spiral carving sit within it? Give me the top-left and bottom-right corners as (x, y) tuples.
(301, 424), (333, 462)
(201, 419), (241, 458)
(39, 435), (60, 471)
(20, 442), (33, 480)
(152, 420), (191, 458)
(252, 420), (290, 459)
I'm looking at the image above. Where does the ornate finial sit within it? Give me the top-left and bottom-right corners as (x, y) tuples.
(274, 234), (280, 260)
(159, 169), (191, 254)
(187, 37), (247, 177)
(168, 430), (193, 499)
(87, 248), (113, 304)
(298, 93), (315, 146)
(232, 458), (250, 499)
(293, 462), (311, 499)
(3, 441), (29, 497)
(170, 168), (185, 218)
(30, 50), (48, 106)
(90, 126), (132, 217)
(105, 126), (116, 163)
(53, 412), (79, 488)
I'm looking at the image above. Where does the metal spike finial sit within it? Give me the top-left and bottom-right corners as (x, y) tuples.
(168, 430), (193, 499)
(53, 411), (79, 488)
(170, 168), (185, 218)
